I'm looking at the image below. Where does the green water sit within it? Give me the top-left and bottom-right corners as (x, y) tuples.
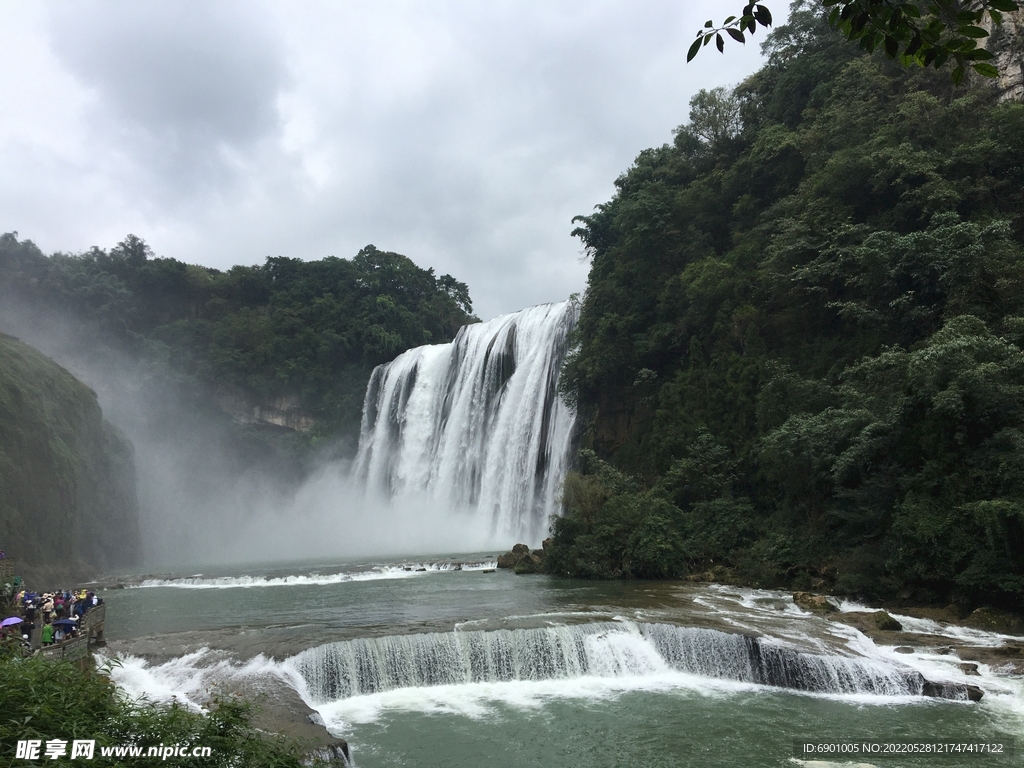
(345, 691), (1015, 768)
(97, 557), (1024, 768)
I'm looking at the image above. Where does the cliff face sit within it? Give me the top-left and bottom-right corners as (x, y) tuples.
(984, 9), (1024, 101)
(0, 332), (140, 581)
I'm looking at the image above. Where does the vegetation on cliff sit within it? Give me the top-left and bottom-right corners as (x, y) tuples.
(0, 235), (477, 462)
(551, 3), (1024, 610)
(0, 333), (140, 577)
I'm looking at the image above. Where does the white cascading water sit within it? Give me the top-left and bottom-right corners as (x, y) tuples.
(353, 301), (578, 544)
(290, 622), (924, 704)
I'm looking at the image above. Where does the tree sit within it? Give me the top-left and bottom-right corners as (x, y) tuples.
(681, 87), (743, 146)
(691, 0), (1021, 83)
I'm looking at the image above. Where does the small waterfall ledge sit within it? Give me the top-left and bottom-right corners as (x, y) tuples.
(291, 622), (977, 703)
(354, 301), (578, 544)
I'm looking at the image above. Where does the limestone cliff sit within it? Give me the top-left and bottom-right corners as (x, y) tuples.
(984, 9), (1024, 101)
(0, 332), (140, 582)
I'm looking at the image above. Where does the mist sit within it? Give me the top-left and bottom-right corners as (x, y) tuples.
(0, 298), (513, 572)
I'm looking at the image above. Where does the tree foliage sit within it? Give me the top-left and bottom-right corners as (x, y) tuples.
(0, 650), (323, 767)
(693, 0), (1020, 83)
(0, 236), (477, 447)
(551, 5), (1024, 609)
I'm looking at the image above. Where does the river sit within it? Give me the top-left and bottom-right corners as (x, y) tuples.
(96, 553), (1023, 767)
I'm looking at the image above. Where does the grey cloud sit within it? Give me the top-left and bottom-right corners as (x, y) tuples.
(6, 1), (774, 320)
(45, 0), (288, 198)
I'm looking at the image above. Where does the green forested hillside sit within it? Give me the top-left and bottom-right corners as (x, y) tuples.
(0, 333), (140, 579)
(551, 4), (1024, 609)
(0, 235), (476, 448)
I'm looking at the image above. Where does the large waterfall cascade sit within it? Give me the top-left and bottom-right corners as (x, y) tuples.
(354, 301), (578, 544)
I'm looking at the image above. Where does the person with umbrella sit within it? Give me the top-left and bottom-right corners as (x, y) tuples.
(53, 618), (76, 643)
(1, 616), (23, 647)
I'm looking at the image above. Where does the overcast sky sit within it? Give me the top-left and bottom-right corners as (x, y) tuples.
(0, 1), (778, 321)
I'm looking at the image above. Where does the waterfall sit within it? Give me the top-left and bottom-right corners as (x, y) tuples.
(291, 622), (922, 703)
(354, 301), (578, 544)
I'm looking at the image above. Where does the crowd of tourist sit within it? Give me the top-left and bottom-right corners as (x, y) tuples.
(2, 569), (104, 651)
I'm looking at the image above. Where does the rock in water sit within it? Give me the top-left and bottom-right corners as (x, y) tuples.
(498, 543), (541, 570)
(793, 592), (837, 613)
(513, 554), (544, 575)
(875, 612), (903, 631)
(963, 607), (1024, 634)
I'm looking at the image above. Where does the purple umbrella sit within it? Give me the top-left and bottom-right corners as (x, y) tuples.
(1, 616), (23, 627)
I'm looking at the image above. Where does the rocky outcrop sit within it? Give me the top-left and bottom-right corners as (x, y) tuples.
(962, 607), (1024, 635)
(875, 612), (903, 631)
(216, 389), (317, 432)
(922, 680), (984, 702)
(0, 333), (141, 582)
(792, 592), (837, 613)
(497, 541), (550, 574)
(957, 643), (1024, 675)
(982, 9), (1024, 101)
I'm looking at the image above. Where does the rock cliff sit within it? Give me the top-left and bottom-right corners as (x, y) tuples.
(0, 332), (141, 583)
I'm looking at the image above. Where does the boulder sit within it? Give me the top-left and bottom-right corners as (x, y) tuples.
(959, 663), (980, 676)
(498, 543), (537, 569)
(513, 554), (544, 575)
(922, 681), (984, 702)
(792, 592), (837, 613)
(875, 612), (903, 631)
(496, 552), (519, 569)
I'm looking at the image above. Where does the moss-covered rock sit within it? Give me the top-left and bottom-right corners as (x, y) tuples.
(793, 592), (837, 613)
(962, 607), (1024, 635)
(875, 612), (903, 631)
(513, 554), (544, 575)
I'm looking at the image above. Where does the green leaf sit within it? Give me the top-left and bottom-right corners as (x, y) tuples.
(958, 25), (990, 38)
(687, 37), (702, 62)
(988, 0), (1019, 11)
(726, 27), (746, 43)
(963, 48), (995, 61)
(952, 64), (965, 85)
(716, 32), (725, 53)
(973, 62), (1000, 78)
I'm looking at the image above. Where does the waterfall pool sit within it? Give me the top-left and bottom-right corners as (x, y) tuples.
(98, 556), (1024, 767)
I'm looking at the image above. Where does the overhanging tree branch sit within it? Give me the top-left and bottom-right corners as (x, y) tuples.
(690, 0), (1021, 84)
